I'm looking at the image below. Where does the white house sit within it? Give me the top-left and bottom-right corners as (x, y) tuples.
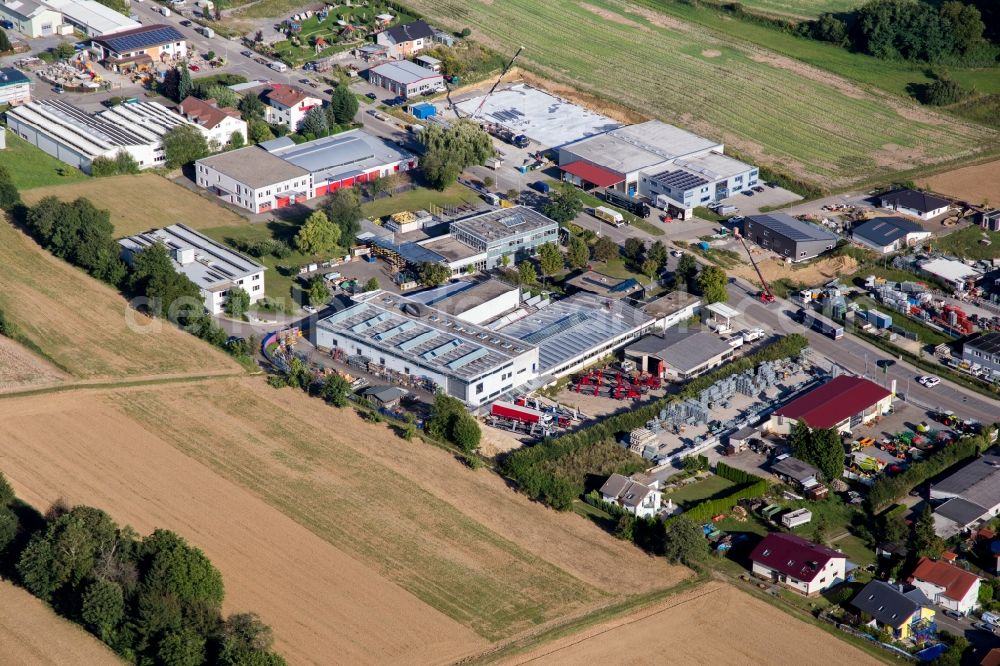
(177, 96), (247, 148)
(750, 533), (847, 596)
(195, 145), (311, 214)
(375, 19), (434, 59)
(118, 224), (266, 315)
(879, 189), (951, 220)
(262, 84), (321, 131)
(908, 557), (981, 615)
(599, 473), (661, 518)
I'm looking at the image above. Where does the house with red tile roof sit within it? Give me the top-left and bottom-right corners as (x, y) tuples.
(261, 84), (321, 131)
(177, 96), (247, 148)
(765, 375), (892, 435)
(750, 533), (847, 596)
(908, 557), (981, 615)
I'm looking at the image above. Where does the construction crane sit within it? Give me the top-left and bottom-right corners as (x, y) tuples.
(734, 230), (776, 303)
(468, 45), (524, 120)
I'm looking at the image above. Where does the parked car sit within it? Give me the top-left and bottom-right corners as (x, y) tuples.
(309, 82), (319, 89)
(240, 49), (253, 57)
(299, 78), (310, 84)
(302, 304), (317, 314)
(179, 19), (192, 26)
(743, 190), (755, 197)
(943, 609), (964, 619)
(365, 92), (377, 100)
(753, 185), (765, 193)
(917, 375), (941, 388)
(0, 19), (13, 28)
(53, 85), (65, 94)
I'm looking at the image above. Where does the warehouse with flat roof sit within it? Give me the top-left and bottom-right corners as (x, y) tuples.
(118, 223), (266, 315)
(41, 0), (137, 36)
(366, 59), (443, 98)
(931, 455), (1000, 537)
(449, 206), (559, 270)
(312, 290), (539, 407)
(623, 327), (733, 380)
(743, 212), (838, 262)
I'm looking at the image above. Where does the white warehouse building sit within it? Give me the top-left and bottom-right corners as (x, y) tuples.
(313, 290), (539, 407)
(6, 99), (193, 173)
(118, 224), (266, 315)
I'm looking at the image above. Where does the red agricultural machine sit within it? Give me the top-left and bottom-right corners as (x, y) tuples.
(572, 367), (661, 400)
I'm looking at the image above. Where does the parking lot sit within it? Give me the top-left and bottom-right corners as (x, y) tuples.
(716, 184), (803, 216)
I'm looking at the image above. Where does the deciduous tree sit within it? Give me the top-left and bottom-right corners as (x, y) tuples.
(418, 261), (451, 287)
(536, 242), (563, 277)
(224, 286), (250, 319)
(162, 124), (209, 168)
(541, 184), (584, 223)
(591, 235), (617, 263)
(295, 210), (340, 255)
(696, 265), (728, 304)
(567, 234), (589, 269)
(321, 187), (362, 246)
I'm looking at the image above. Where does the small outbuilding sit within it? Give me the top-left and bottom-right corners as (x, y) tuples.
(363, 385), (408, 409)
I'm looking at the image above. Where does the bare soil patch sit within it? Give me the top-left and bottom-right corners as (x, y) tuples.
(919, 159), (1000, 206)
(0, 388), (482, 666)
(730, 254), (859, 286)
(20, 173), (249, 236)
(0, 581), (122, 666)
(503, 583), (883, 665)
(579, 2), (644, 29)
(749, 50), (865, 100)
(0, 336), (67, 392)
(0, 221), (238, 380)
(702, 49), (722, 57)
(479, 423), (527, 457)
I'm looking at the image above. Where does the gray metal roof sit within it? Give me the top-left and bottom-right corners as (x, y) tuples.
(966, 332), (1000, 356)
(314, 291), (534, 382)
(196, 145), (309, 189)
(363, 385), (408, 403)
(771, 456), (820, 483)
(369, 59), (441, 85)
(600, 473), (654, 509)
(746, 212), (838, 243)
(932, 455), (1000, 510)
(852, 581), (923, 629)
(852, 216), (924, 247)
(624, 328), (731, 374)
(497, 293), (652, 373)
(559, 120), (721, 175)
(935, 497), (989, 526)
(450, 206), (558, 244)
(409, 279), (516, 315)
(266, 129), (413, 184)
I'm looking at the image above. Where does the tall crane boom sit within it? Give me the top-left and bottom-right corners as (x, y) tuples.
(734, 231), (776, 303)
(469, 46), (524, 120)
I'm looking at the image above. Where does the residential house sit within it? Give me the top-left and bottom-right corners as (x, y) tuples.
(375, 18), (434, 59)
(0, 67), (31, 106)
(852, 216), (931, 254)
(118, 224), (266, 315)
(261, 84), (321, 131)
(599, 473), (661, 518)
(750, 532), (847, 596)
(176, 96), (247, 148)
(908, 557), (981, 615)
(851, 580), (935, 641)
(879, 189), (951, 220)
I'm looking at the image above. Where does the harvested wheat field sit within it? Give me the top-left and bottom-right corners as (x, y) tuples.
(0, 581), (122, 665)
(919, 160), (1000, 207)
(0, 221), (237, 379)
(0, 377), (686, 663)
(502, 583), (884, 665)
(20, 173), (249, 236)
(0, 336), (67, 392)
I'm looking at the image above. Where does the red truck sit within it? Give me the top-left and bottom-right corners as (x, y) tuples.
(491, 400), (553, 426)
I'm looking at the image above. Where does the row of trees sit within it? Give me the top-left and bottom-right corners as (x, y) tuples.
(803, 0), (997, 66)
(788, 420), (844, 483)
(500, 334), (809, 510)
(0, 473), (284, 665)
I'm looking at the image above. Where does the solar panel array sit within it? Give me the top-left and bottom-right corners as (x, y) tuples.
(650, 169), (708, 192)
(748, 213), (836, 243)
(101, 26), (184, 54)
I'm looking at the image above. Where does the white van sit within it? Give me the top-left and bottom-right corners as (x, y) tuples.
(158, 6), (170, 16)
(269, 61), (288, 72)
(594, 205), (624, 227)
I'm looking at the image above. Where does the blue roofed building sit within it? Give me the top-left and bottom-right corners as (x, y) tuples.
(743, 212), (838, 262)
(852, 216), (931, 254)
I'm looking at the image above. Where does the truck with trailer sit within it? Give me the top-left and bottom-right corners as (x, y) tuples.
(601, 189), (650, 218)
(489, 400), (555, 433)
(594, 206), (624, 227)
(797, 308), (844, 340)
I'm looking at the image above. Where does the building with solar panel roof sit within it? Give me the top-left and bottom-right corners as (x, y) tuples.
(91, 24), (186, 65)
(449, 206), (559, 270)
(743, 212), (838, 262)
(118, 224), (266, 314)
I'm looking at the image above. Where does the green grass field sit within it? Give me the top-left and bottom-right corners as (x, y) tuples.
(0, 133), (88, 190)
(717, 0), (862, 18)
(406, 0), (997, 189)
(933, 225), (1000, 261)
(663, 475), (737, 509)
(362, 183), (481, 218)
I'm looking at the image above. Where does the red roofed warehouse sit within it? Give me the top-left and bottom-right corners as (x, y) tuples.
(750, 533), (847, 595)
(908, 557), (982, 615)
(765, 375), (892, 435)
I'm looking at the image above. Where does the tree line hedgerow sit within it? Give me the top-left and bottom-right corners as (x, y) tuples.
(3, 174), (253, 364)
(0, 472), (285, 665)
(500, 334), (809, 510)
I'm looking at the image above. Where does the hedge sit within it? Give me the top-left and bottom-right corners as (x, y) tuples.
(674, 480), (769, 524)
(715, 461), (767, 486)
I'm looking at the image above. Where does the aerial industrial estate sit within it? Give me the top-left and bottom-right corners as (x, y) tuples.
(0, 0), (999, 664)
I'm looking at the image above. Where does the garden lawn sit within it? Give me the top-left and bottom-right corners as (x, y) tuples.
(663, 474), (736, 510)
(362, 183), (480, 218)
(407, 0), (997, 189)
(0, 133), (88, 190)
(933, 225), (1000, 261)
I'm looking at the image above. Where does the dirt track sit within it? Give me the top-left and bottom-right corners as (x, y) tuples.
(502, 583), (883, 665)
(0, 581), (122, 665)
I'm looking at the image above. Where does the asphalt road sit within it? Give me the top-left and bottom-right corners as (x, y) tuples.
(725, 280), (998, 425)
